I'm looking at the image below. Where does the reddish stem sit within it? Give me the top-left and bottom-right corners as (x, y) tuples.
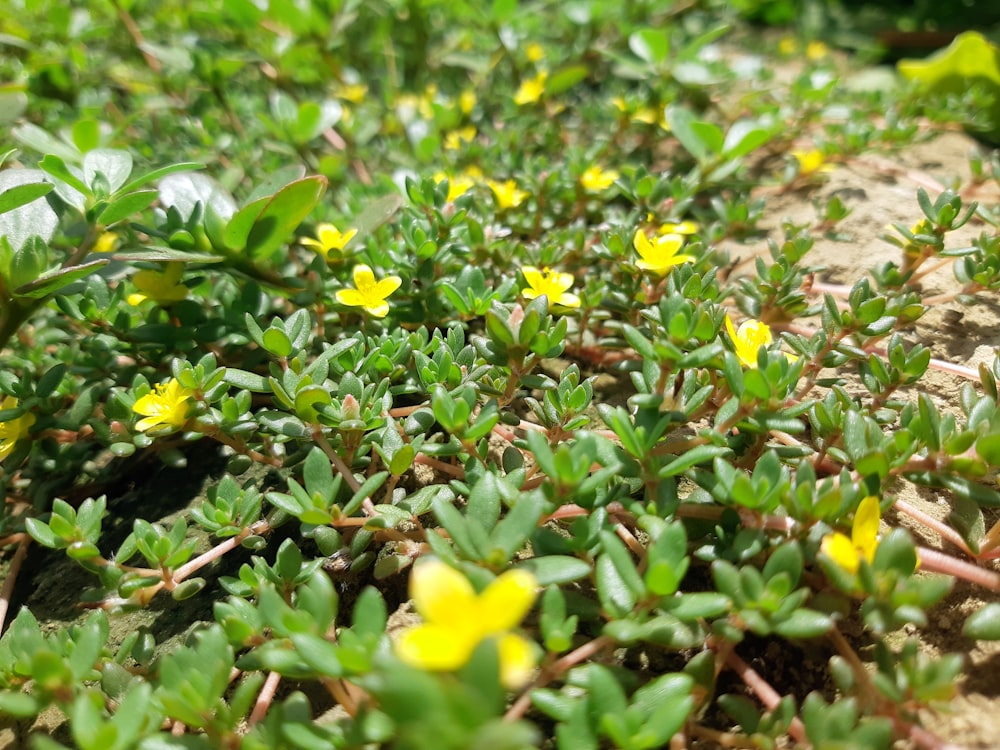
(916, 546), (1000, 591)
(894, 498), (974, 557)
(721, 648), (807, 744)
(248, 671), (281, 725)
(0, 534), (30, 633)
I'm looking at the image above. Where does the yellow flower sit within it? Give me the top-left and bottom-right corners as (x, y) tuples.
(580, 165), (620, 193)
(633, 230), (695, 277)
(335, 264), (402, 318)
(525, 42), (545, 63)
(778, 37), (797, 56)
(395, 561), (539, 689)
(300, 223), (358, 262)
(725, 314), (798, 368)
(806, 40), (829, 61)
(0, 397), (35, 461)
(724, 314), (774, 369)
(487, 179), (529, 210)
(335, 82), (367, 104)
(513, 71), (547, 106)
(658, 220), (699, 235)
(127, 262), (187, 306)
(433, 172), (475, 202)
(520, 266), (580, 309)
(820, 496), (881, 575)
(444, 126), (477, 151)
(133, 379), (195, 433)
(459, 89), (476, 115)
(792, 149), (834, 176)
(93, 231), (120, 254)
(611, 97), (666, 128)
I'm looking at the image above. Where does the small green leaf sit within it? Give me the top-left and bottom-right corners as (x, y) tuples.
(629, 28), (669, 65)
(963, 602), (1000, 640)
(13, 258), (109, 299)
(96, 189), (157, 226)
(773, 608), (833, 639)
(0, 181), (53, 215)
(244, 176), (328, 261)
(515, 555), (592, 584)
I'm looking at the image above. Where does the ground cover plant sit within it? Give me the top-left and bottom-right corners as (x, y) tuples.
(4, 0), (1000, 748)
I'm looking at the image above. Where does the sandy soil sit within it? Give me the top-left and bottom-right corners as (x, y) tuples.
(754, 130), (1000, 749)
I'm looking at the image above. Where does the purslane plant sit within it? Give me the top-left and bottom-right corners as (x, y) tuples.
(3, 2), (1000, 749)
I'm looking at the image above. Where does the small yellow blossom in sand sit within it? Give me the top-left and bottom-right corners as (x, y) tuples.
(658, 221), (699, 236)
(433, 172), (476, 202)
(520, 266), (580, 309)
(725, 315), (799, 368)
(335, 82), (367, 104)
(580, 165), (620, 193)
(488, 179), (530, 210)
(395, 560), (539, 689)
(335, 264), (402, 318)
(525, 42), (545, 63)
(514, 71), (547, 106)
(806, 40), (829, 60)
(444, 125), (477, 151)
(0, 397), (35, 461)
(820, 496), (881, 575)
(792, 149), (834, 177)
(93, 231), (120, 254)
(633, 230), (695, 277)
(133, 379), (195, 433)
(300, 223), (358, 262)
(725, 314), (773, 369)
(127, 262), (187, 306)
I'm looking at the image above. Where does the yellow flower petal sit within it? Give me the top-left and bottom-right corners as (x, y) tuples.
(0, 397), (35, 461)
(726, 315), (773, 369)
(852, 496), (881, 564)
(353, 264), (377, 289)
(363, 300), (390, 318)
(724, 314), (738, 346)
(520, 266), (580, 309)
(659, 221), (699, 235)
(335, 289), (367, 308)
(477, 569), (539, 635)
(395, 623), (478, 672)
(496, 633), (537, 689)
(520, 266), (544, 292)
(133, 379), (194, 433)
(633, 230), (694, 276)
(410, 560), (478, 627)
(580, 166), (619, 192)
(821, 531), (860, 575)
(373, 275), (403, 298)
